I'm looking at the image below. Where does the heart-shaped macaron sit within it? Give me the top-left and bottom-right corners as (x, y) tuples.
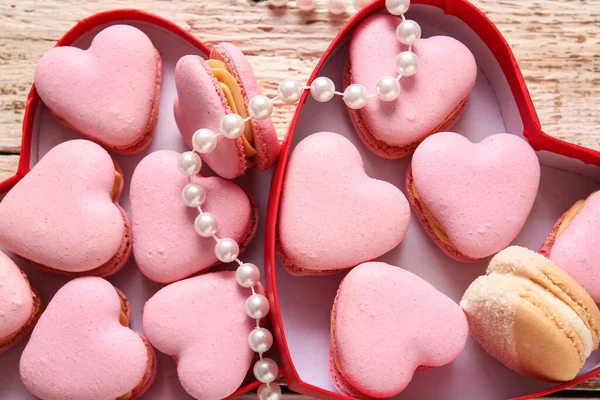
(34, 25), (161, 153)
(130, 150), (257, 283)
(0, 250), (41, 354)
(143, 271), (258, 400)
(407, 132), (540, 262)
(278, 132), (410, 275)
(346, 14), (477, 158)
(541, 191), (600, 303)
(174, 43), (280, 179)
(331, 262), (468, 398)
(0, 139), (131, 277)
(20, 277), (156, 400)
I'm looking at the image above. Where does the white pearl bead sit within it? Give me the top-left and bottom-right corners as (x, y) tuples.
(353, 0), (370, 9)
(297, 0), (316, 11)
(253, 358), (278, 383)
(385, 0), (410, 15)
(327, 0), (346, 14)
(396, 51), (419, 77)
(236, 263), (260, 288)
(181, 183), (206, 208)
(192, 128), (218, 154)
(396, 19), (421, 45)
(257, 383), (282, 400)
(376, 76), (401, 101)
(177, 151), (202, 176)
(277, 79), (303, 105)
(220, 114), (245, 139)
(248, 95), (273, 120)
(310, 77), (335, 103)
(246, 293), (270, 319)
(343, 84), (368, 109)
(194, 213), (218, 237)
(214, 238), (239, 263)
(248, 327), (274, 353)
(269, 0), (288, 6)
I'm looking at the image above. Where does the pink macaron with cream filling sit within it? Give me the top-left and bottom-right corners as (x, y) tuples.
(277, 132), (410, 275)
(0, 140), (132, 277)
(34, 25), (161, 154)
(143, 271), (259, 400)
(407, 132), (540, 262)
(346, 14), (477, 158)
(330, 262), (468, 398)
(20, 277), (156, 400)
(174, 43), (280, 179)
(130, 150), (258, 283)
(540, 191), (600, 303)
(0, 250), (42, 354)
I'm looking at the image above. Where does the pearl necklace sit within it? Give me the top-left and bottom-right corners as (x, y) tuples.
(176, 0), (420, 398)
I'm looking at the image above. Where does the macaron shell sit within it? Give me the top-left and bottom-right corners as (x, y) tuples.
(34, 25), (160, 151)
(130, 150), (257, 283)
(143, 271), (257, 400)
(20, 277), (151, 400)
(405, 166), (477, 263)
(0, 251), (35, 342)
(410, 132), (540, 260)
(211, 43), (280, 171)
(0, 140), (126, 273)
(333, 262), (468, 398)
(514, 296), (585, 381)
(328, 350), (372, 400)
(546, 191), (600, 303)
(488, 246), (600, 343)
(348, 14), (476, 152)
(173, 55), (247, 179)
(278, 132), (410, 274)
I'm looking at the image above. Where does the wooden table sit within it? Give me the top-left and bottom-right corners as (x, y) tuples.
(1, 0), (599, 398)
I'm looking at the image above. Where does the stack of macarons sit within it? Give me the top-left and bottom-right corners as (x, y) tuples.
(0, 20), (282, 400)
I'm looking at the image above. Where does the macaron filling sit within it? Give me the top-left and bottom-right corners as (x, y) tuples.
(411, 180), (452, 246)
(115, 292), (153, 400)
(493, 273), (593, 357)
(206, 59), (257, 158)
(111, 171), (122, 201)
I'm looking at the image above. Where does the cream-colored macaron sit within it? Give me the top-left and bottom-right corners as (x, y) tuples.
(461, 246), (600, 382)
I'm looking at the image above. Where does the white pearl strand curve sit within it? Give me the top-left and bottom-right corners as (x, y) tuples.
(178, 1), (418, 398)
(269, 0), (411, 14)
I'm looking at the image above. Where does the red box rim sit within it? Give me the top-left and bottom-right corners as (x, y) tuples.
(4, 8), (263, 399)
(263, 0), (600, 399)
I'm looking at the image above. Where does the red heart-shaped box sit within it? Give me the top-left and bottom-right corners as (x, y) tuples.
(265, 0), (600, 399)
(0, 10), (273, 399)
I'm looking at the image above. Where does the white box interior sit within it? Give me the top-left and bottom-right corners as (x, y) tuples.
(0, 20), (275, 399)
(273, 5), (600, 400)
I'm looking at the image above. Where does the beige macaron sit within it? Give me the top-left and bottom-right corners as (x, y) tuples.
(460, 246), (600, 382)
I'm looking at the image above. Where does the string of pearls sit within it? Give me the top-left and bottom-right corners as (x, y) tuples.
(177, 1), (418, 399)
(269, 0), (406, 14)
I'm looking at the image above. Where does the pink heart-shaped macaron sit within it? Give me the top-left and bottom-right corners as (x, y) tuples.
(346, 14), (476, 158)
(34, 25), (161, 153)
(20, 277), (156, 400)
(130, 150), (257, 283)
(408, 132), (540, 261)
(331, 262), (468, 398)
(0, 139), (131, 276)
(541, 191), (600, 302)
(278, 132), (410, 275)
(143, 271), (258, 400)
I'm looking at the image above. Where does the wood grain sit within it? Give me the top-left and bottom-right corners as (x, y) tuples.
(1, 0), (600, 397)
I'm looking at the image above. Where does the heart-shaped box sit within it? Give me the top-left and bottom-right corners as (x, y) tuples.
(0, 9), (276, 399)
(264, 1), (600, 399)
